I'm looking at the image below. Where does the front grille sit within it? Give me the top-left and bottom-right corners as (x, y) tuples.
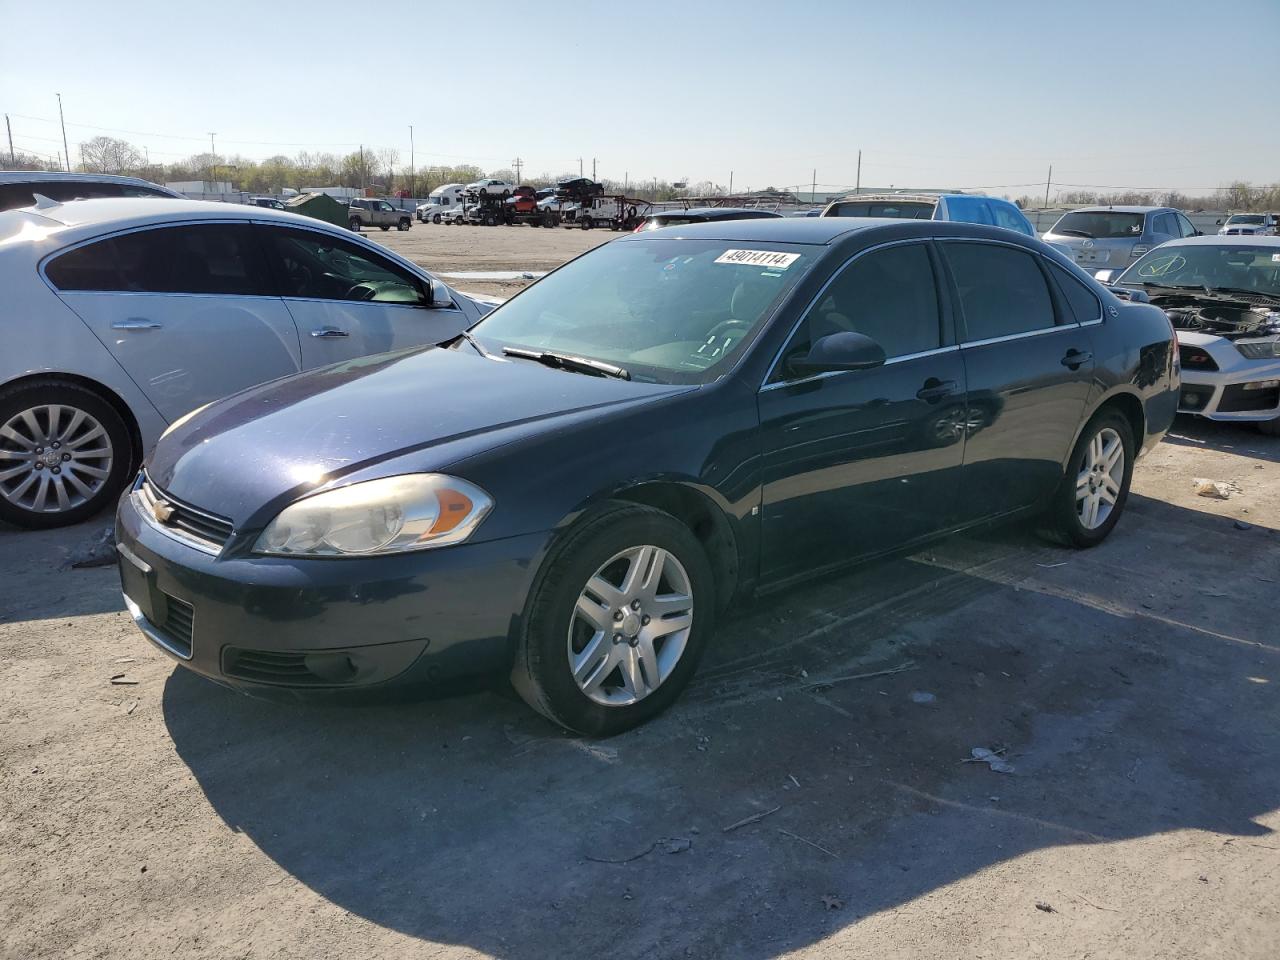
(1219, 383), (1280, 414)
(156, 595), (194, 657)
(1178, 345), (1219, 370)
(136, 474), (234, 552)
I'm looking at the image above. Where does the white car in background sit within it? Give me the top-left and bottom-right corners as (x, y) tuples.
(0, 197), (489, 528)
(464, 178), (514, 197)
(1218, 213), (1277, 237)
(1099, 235), (1280, 433)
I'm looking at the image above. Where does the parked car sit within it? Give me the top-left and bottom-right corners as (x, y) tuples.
(416, 183), (465, 224)
(246, 196), (284, 210)
(441, 204), (469, 225)
(821, 193), (1036, 238)
(114, 217), (1176, 734)
(347, 198), (412, 232)
(1096, 235), (1280, 433)
(1218, 213), (1277, 237)
(0, 197), (490, 528)
(1041, 206), (1198, 273)
(554, 177), (604, 201)
(0, 172), (182, 212)
(504, 186), (541, 215)
(464, 179), (514, 198)
(635, 207), (782, 231)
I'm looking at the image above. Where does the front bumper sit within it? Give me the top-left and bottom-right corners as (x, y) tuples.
(114, 488), (550, 694)
(1179, 362), (1280, 422)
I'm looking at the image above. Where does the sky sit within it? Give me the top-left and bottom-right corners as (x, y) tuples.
(3, 0), (1278, 197)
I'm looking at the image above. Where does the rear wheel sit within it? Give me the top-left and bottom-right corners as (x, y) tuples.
(1040, 410), (1134, 548)
(397, 218), (410, 231)
(0, 381), (132, 529)
(511, 504), (714, 736)
(349, 217), (361, 231)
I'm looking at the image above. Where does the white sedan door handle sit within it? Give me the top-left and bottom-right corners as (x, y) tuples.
(111, 318), (163, 330)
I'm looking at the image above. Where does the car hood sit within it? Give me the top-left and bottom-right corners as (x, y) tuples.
(1144, 290), (1280, 340)
(147, 345), (687, 526)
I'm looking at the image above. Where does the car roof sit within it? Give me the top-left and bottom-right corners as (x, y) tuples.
(651, 207), (780, 219)
(829, 194), (940, 204)
(616, 215), (1004, 245)
(0, 196), (344, 236)
(1067, 205), (1173, 214)
(1153, 234), (1280, 248)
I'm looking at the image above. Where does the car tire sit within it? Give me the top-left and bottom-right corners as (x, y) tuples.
(397, 218), (410, 231)
(349, 217), (361, 231)
(581, 217), (593, 230)
(511, 503), (715, 736)
(0, 380), (133, 530)
(1039, 410), (1135, 548)
(432, 213), (441, 225)
(1256, 417), (1280, 436)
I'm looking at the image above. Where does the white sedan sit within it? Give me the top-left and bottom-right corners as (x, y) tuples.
(0, 197), (489, 528)
(464, 179), (514, 197)
(1100, 235), (1280, 433)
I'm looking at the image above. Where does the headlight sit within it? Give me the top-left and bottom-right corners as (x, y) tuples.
(1235, 339), (1280, 360)
(254, 474), (492, 557)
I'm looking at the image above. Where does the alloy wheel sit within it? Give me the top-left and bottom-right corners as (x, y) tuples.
(0, 404), (114, 514)
(567, 545), (694, 707)
(1076, 426), (1124, 530)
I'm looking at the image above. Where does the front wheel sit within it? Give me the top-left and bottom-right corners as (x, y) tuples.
(0, 381), (133, 529)
(511, 504), (715, 736)
(348, 217), (361, 231)
(432, 213), (441, 224)
(1040, 410), (1134, 548)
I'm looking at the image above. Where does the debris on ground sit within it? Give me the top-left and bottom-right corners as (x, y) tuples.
(65, 526), (116, 569)
(910, 691), (936, 704)
(1192, 478), (1236, 500)
(777, 828), (837, 858)
(821, 895), (843, 910)
(966, 747), (1015, 774)
(125, 699), (139, 715)
(584, 836), (692, 864)
(1035, 901), (1056, 913)
(109, 674), (138, 686)
(807, 661), (915, 691)
(722, 805), (782, 833)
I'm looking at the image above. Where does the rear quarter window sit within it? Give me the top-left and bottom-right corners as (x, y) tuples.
(1048, 262), (1102, 323)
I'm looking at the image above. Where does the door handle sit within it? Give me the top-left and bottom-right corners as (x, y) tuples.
(311, 327), (350, 338)
(111, 318), (162, 330)
(1061, 349), (1093, 369)
(916, 378), (959, 403)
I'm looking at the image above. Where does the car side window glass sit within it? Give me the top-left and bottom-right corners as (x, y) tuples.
(993, 202), (1031, 235)
(944, 242), (1057, 341)
(264, 227), (426, 305)
(780, 243), (941, 372)
(1154, 213), (1176, 236)
(47, 224), (272, 296)
(1048, 262), (1101, 324)
(1177, 214), (1196, 237)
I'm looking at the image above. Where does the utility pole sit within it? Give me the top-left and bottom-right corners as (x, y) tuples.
(409, 125), (415, 198)
(512, 156), (523, 184)
(5, 114), (14, 167)
(855, 150), (861, 194)
(592, 157), (597, 180)
(729, 171), (734, 196)
(1044, 164), (1052, 208)
(624, 171), (628, 191)
(578, 157), (583, 177)
(56, 93), (70, 172)
(811, 168), (816, 202)
(359, 144), (365, 191)
(208, 132), (216, 185)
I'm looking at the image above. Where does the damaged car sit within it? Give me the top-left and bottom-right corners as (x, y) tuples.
(1098, 235), (1280, 433)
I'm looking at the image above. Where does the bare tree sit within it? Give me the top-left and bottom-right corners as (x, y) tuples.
(79, 136), (144, 174)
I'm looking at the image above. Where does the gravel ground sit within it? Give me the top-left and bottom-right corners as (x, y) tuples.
(1, 414), (1277, 959)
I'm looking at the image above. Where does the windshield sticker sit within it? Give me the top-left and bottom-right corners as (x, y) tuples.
(714, 249), (801, 270)
(1137, 254), (1186, 277)
(1273, 254), (1280, 262)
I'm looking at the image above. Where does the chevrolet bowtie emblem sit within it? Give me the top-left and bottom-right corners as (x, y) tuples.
(152, 499), (175, 524)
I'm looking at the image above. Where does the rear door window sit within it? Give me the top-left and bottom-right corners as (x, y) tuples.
(943, 242), (1057, 341)
(46, 224), (273, 296)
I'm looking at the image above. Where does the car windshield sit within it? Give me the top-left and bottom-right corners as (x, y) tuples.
(1115, 244), (1280, 297)
(1227, 215), (1265, 225)
(825, 200), (934, 219)
(1051, 211), (1145, 239)
(469, 238), (816, 384)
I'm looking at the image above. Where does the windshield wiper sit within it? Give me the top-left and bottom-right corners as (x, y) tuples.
(1056, 228), (1095, 238)
(502, 346), (631, 380)
(1204, 285), (1280, 303)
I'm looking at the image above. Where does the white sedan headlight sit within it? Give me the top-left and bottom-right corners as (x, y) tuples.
(254, 474), (492, 557)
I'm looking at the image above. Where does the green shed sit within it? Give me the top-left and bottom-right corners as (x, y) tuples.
(284, 192), (348, 228)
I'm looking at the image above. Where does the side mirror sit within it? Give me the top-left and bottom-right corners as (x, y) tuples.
(425, 278), (453, 308)
(1193, 230), (1203, 236)
(1093, 269), (1117, 284)
(788, 331), (886, 376)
